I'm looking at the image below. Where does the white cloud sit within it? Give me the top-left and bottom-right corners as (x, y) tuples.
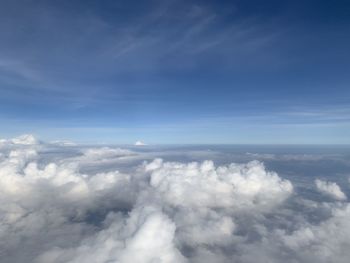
(1, 134), (350, 263)
(49, 140), (77, 146)
(11, 134), (38, 145)
(36, 206), (186, 263)
(0, 134), (39, 148)
(277, 204), (350, 263)
(315, 179), (347, 201)
(82, 147), (133, 158)
(135, 140), (147, 146)
(145, 159), (293, 211)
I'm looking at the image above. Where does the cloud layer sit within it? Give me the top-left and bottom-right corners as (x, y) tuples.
(0, 135), (349, 262)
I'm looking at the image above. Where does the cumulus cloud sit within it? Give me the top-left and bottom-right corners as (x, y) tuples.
(36, 206), (185, 263)
(0, 134), (350, 263)
(0, 134), (39, 147)
(315, 179), (347, 201)
(276, 204), (350, 262)
(135, 140), (147, 146)
(145, 159), (292, 211)
(12, 134), (38, 145)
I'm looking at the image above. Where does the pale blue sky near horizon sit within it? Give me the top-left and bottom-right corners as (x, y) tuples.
(0, 0), (349, 144)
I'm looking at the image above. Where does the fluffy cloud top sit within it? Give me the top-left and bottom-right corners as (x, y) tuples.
(146, 159), (293, 210)
(0, 134), (349, 263)
(315, 179), (347, 201)
(135, 140), (147, 146)
(36, 206), (185, 263)
(0, 134), (38, 147)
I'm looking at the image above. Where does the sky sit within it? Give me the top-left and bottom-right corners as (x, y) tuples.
(0, 0), (349, 144)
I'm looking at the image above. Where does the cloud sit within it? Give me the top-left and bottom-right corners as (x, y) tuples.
(1, 134), (350, 263)
(82, 147), (133, 158)
(49, 140), (77, 146)
(315, 179), (347, 201)
(0, 134), (39, 147)
(145, 159), (293, 211)
(276, 204), (350, 263)
(36, 206), (186, 263)
(135, 140), (147, 146)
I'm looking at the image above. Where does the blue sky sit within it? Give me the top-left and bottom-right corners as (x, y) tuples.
(0, 0), (349, 144)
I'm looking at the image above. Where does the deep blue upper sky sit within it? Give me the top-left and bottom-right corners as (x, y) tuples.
(0, 0), (349, 144)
